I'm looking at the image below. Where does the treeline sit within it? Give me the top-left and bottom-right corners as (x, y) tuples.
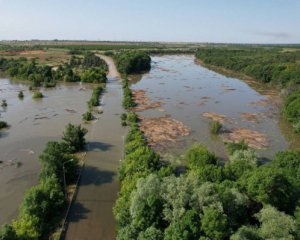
(122, 77), (136, 109)
(0, 52), (107, 87)
(115, 126), (300, 239)
(195, 47), (300, 86)
(0, 124), (87, 239)
(195, 47), (300, 132)
(114, 51), (151, 74)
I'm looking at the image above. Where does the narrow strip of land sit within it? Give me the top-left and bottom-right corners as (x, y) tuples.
(63, 56), (125, 240)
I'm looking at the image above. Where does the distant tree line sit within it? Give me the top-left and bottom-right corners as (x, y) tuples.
(0, 124), (87, 239)
(0, 52), (108, 88)
(114, 51), (151, 74)
(195, 47), (300, 132)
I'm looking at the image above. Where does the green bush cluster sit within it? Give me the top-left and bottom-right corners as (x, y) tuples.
(114, 51), (151, 74)
(0, 124), (87, 239)
(210, 120), (222, 134)
(32, 91), (43, 99)
(0, 52), (108, 86)
(82, 111), (94, 122)
(115, 135), (300, 239)
(283, 90), (300, 131)
(0, 121), (8, 129)
(87, 86), (104, 109)
(122, 78), (135, 109)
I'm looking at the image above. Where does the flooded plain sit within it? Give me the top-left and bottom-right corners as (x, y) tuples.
(131, 55), (300, 159)
(0, 79), (92, 225)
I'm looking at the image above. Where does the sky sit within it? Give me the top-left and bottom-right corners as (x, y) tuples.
(0, 0), (299, 43)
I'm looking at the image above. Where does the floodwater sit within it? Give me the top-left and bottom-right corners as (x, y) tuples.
(131, 55), (300, 159)
(0, 80), (92, 225)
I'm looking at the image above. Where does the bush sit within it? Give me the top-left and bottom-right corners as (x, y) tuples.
(62, 124), (88, 152)
(82, 111), (94, 121)
(1, 100), (7, 107)
(32, 91), (43, 99)
(210, 121), (222, 134)
(0, 121), (8, 129)
(121, 113), (127, 121)
(115, 51), (151, 74)
(18, 91), (24, 99)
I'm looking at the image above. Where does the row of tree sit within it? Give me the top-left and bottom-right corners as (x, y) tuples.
(115, 79), (300, 239)
(0, 124), (88, 239)
(114, 51), (151, 74)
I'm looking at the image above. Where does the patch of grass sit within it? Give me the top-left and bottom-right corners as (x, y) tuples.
(82, 111), (94, 121)
(32, 91), (44, 99)
(210, 121), (222, 134)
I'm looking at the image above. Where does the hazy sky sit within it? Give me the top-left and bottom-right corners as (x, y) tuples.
(0, 0), (299, 43)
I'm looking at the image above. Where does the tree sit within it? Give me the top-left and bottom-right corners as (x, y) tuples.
(230, 226), (261, 240)
(185, 144), (217, 170)
(224, 150), (258, 180)
(201, 206), (229, 240)
(256, 205), (296, 240)
(18, 176), (64, 237)
(137, 226), (163, 240)
(0, 225), (17, 240)
(62, 123), (88, 152)
(39, 141), (78, 184)
(239, 166), (294, 213)
(12, 214), (39, 240)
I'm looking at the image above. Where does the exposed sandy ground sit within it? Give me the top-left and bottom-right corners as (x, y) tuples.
(240, 113), (259, 123)
(202, 112), (228, 124)
(223, 128), (269, 149)
(97, 55), (120, 79)
(132, 89), (162, 111)
(140, 116), (190, 150)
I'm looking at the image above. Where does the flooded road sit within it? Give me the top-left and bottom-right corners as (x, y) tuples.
(131, 55), (300, 159)
(0, 80), (92, 225)
(63, 56), (126, 240)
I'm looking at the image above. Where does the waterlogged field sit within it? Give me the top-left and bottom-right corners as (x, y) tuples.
(131, 55), (300, 159)
(0, 79), (92, 224)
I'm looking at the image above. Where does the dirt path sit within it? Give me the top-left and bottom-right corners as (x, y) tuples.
(98, 54), (121, 79)
(63, 57), (125, 240)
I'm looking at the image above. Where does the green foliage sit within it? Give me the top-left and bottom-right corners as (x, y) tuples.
(226, 140), (248, 155)
(256, 205), (296, 240)
(1, 100), (7, 107)
(0, 224), (17, 240)
(210, 120), (222, 134)
(87, 86), (103, 109)
(82, 52), (108, 70)
(224, 150), (258, 180)
(239, 166), (294, 213)
(82, 111), (94, 121)
(0, 121), (8, 129)
(201, 206), (229, 240)
(121, 113), (127, 121)
(284, 90), (300, 131)
(16, 176), (64, 238)
(81, 68), (107, 83)
(122, 78), (136, 109)
(115, 51), (151, 74)
(32, 91), (43, 99)
(62, 123), (88, 152)
(18, 91), (24, 99)
(230, 226), (261, 240)
(185, 144), (218, 170)
(39, 141), (78, 184)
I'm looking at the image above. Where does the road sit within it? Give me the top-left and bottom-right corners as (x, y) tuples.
(63, 56), (125, 240)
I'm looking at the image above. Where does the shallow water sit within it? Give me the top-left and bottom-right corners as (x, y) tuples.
(0, 79), (92, 224)
(131, 55), (300, 159)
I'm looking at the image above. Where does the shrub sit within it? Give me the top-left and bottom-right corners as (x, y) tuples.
(62, 124), (88, 152)
(210, 121), (222, 134)
(32, 91), (43, 99)
(18, 91), (24, 99)
(82, 111), (94, 121)
(0, 121), (8, 129)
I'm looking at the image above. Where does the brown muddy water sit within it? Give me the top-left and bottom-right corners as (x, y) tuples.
(0, 80), (93, 225)
(131, 55), (300, 159)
